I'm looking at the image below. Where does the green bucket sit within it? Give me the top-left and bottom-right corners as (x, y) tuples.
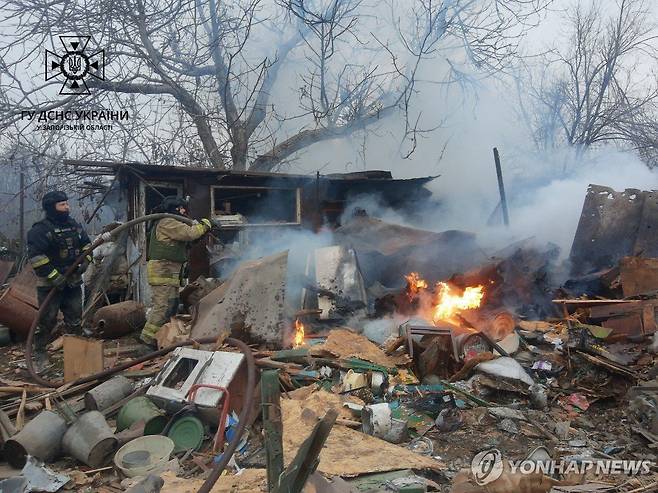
(116, 397), (167, 435)
(167, 415), (205, 453)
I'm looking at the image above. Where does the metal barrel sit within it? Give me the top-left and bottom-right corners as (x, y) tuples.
(85, 376), (135, 411)
(62, 411), (118, 467)
(3, 410), (67, 468)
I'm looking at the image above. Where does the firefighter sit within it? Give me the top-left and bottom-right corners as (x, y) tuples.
(140, 196), (212, 347)
(27, 191), (93, 370)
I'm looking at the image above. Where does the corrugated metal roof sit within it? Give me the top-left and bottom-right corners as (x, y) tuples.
(66, 159), (439, 184)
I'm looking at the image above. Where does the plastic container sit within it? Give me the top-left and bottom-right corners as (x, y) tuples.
(114, 435), (175, 478)
(116, 396), (166, 435)
(167, 415), (205, 453)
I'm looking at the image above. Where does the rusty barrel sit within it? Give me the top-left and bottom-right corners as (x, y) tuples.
(0, 288), (37, 339)
(92, 301), (146, 338)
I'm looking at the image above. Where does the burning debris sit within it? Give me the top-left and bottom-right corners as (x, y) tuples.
(404, 272), (485, 325)
(293, 319), (305, 349)
(0, 183), (658, 493)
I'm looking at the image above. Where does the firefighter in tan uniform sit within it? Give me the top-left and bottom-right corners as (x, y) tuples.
(140, 196), (212, 347)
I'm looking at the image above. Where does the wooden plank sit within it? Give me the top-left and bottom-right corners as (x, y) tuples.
(63, 336), (104, 383)
(553, 299), (634, 307)
(601, 313), (644, 337)
(273, 409), (338, 493)
(261, 370), (283, 492)
(589, 301), (646, 319)
(643, 305), (658, 334)
(0, 380), (98, 418)
(620, 257), (658, 297)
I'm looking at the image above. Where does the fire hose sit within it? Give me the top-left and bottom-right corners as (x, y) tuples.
(25, 213), (197, 388)
(23, 213), (258, 490)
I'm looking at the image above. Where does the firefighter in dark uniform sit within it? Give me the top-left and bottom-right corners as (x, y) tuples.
(27, 191), (92, 369)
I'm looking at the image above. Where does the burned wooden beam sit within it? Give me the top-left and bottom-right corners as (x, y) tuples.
(261, 370), (284, 492)
(273, 408), (338, 493)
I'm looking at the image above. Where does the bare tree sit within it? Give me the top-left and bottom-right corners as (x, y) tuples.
(518, 0), (658, 166)
(1, 0), (551, 171)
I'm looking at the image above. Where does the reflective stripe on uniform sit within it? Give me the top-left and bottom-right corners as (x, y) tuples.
(194, 223), (205, 235)
(146, 262), (180, 286)
(47, 269), (59, 279)
(82, 243), (93, 263)
(30, 255), (51, 268)
(141, 322), (161, 340)
(148, 276), (179, 286)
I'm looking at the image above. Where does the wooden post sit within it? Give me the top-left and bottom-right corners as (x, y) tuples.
(18, 167), (24, 254)
(274, 409), (338, 493)
(315, 171), (321, 232)
(261, 370), (283, 492)
(493, 147), (510, 226)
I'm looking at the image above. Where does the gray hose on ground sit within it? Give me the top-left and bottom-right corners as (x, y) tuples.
(26, 213), (196, 388)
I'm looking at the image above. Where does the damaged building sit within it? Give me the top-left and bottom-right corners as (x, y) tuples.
(69, 160), (438, 304)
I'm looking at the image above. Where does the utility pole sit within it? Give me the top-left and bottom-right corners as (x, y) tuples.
(493, 147), (510, 227)
(19, 162), (25, 254)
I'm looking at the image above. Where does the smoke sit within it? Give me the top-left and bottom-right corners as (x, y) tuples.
(423, 146), (658, 256)
(337, 193), (410, 228)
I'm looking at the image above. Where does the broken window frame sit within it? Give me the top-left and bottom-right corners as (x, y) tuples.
(210, 185), (302, 227)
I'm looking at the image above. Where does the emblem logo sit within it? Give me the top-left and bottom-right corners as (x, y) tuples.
(45, 36), (105, 95)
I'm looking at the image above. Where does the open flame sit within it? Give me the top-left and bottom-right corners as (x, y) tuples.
(405, 272), (428, 300)
(293, 319), (305, 348)
(404, 273), (485, 325)
(432, 282), (484, 323)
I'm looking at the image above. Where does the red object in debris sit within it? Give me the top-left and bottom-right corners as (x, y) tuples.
(186, 384), (231, 454)
(568, 393), (590, 412)
(0, 265), (38, 339)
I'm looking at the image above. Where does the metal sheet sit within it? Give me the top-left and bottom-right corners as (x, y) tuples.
(333, 217), (484, 286)
(313, 245), (367, 320)
(190, 251), (288, 346)
(570, 185), (658, 275)
(7, 265), (38, 307)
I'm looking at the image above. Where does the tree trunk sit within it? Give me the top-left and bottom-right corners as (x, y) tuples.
(230, 123), (248, 171)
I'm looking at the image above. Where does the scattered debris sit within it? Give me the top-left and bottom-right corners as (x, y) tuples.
(1, 183), (658, 492)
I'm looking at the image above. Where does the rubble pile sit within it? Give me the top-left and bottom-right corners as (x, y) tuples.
(0, 184), (658, 492)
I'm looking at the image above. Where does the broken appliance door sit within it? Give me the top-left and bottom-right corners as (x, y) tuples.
(146, 347), (246, 424)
